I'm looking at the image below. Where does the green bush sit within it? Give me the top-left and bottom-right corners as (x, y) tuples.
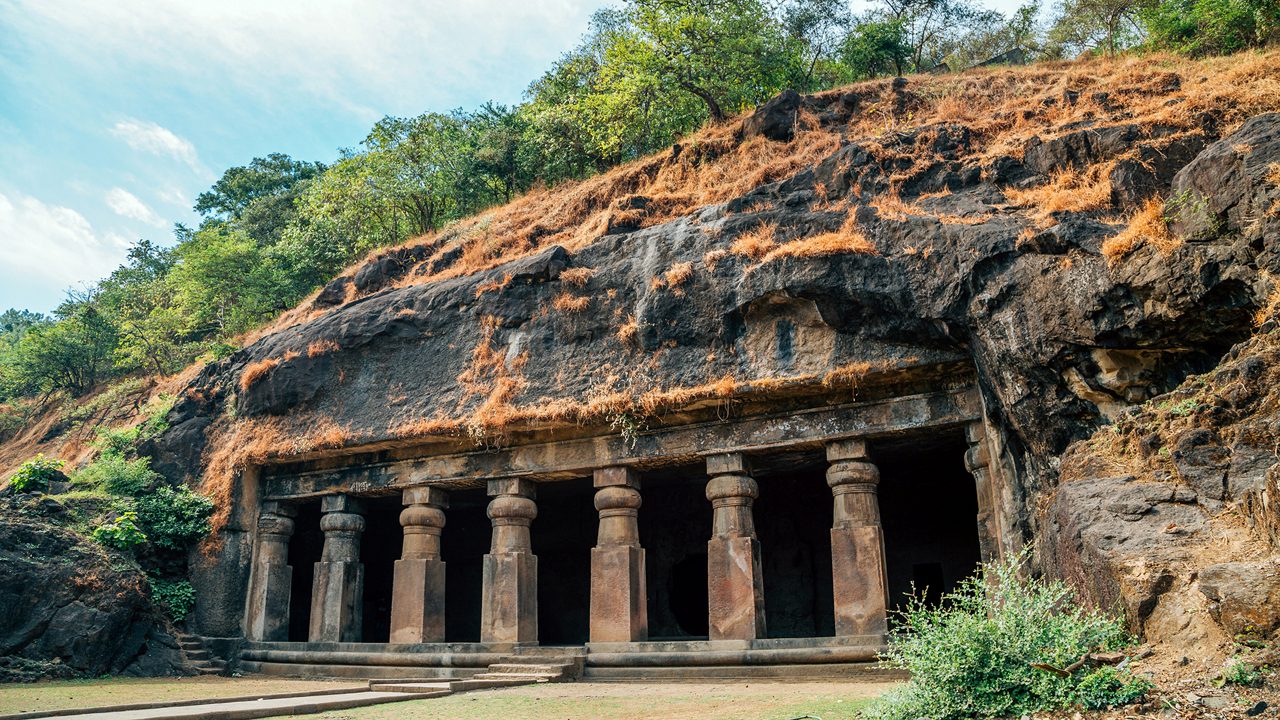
(148, 576), (196, 622)
(1219, 659), (1265, 687)
(7, 454), (64, 493)
(134, 485), (214, 550)
(73, 451), (160, 496)
(864, 553), (1148, 720)
(91, 510), (148, 550)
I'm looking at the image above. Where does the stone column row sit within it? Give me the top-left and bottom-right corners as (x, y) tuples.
(244, 440), (890, 647)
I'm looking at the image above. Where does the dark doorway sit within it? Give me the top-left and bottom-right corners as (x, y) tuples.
(359, 495), (403, 642)
(755, 452), (835, 638)
(877, 430), (983, 613)
(531, 478), (595, 645)
(638, 466), (711, 640)
(286, 499), (322, 642)
(442, 488), (489, 643)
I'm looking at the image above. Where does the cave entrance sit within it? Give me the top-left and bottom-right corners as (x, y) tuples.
(359, 495), (402, 643)
(877, 430), (983, 613)
(442, 488), (489, 643)
(755, 451), (835, 638)
(639, 465), (711, 640)
(286, 499), (322, 642)
(531, 478), (595, 646)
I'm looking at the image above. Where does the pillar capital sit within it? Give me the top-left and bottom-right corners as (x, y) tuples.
(706, 451), (751, 477)
(321, 493), (362, 514)
(826, 438), (869, 462)
(403, 485), (450, 508)
(488, 477), (536, 498)
(593, 465), (640, 489)
(257, 503), (296, 537)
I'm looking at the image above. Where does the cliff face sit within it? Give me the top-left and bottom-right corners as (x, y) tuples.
(148, 53), (1280, 650)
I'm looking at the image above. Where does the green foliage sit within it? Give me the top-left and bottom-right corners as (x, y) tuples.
(7, 453), (64, 493)
(148, 576), (196, 622)
(133, 485), (214, 551)
(1143, 0), (1280, 55)
(1218, 659), (1265, 686)
(91, 510), (148, 550)
(73, 452), (161, 496)
(1072, 666), (1154, 709)
(865, 553), (1145, 720)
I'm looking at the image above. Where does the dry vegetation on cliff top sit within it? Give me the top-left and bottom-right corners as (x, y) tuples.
(190, 51), (1280, 530)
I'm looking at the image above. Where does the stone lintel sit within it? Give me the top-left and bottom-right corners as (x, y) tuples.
(964, 418), (987, 444)
(593, 466), (640, 489)
(488, 477), (537, 498)
(403, 486), (450, 507)
(261, 500), (297, 518)
(321, 493), (361, 514)
(825, 438), (869, 462)
(706, 452), (750, 476)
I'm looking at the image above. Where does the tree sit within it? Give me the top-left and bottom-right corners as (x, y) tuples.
(95, 241), (190, 375)
(1048, 0), (1152, 56)
(7, 295), (118, 397)
(781, 0), (856, 88)
(195, 153), (325, 243)
(1141, 0), (1280, 56)
(879, 0), (1004, 69)
(168, 228), (279, 336)
(840, 17), (913, 78)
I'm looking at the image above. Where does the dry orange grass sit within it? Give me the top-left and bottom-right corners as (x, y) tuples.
(618, 316), (639, 346)
(560, 267), (595, 287)
(730, 222), (779, 259)
(756, 213), (877, 265)
(652, 261), (695, 291)
(238, 357), (281, 393)
(1101, 197), (1182, 262)
(1005, 164), (1114, 224)
(306, 339), (340, 357)
(1255, 274), (1280, 327)
(552, 292), (591, 313)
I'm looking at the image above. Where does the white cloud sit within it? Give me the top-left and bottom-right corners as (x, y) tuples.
(157, 186), (192, 209)
(0, 191), (132, 295)
(105, 187), (166, 228)
(110, 119), (203, 173)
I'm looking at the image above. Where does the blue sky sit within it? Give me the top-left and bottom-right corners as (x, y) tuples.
(0, 0), (1030, 314)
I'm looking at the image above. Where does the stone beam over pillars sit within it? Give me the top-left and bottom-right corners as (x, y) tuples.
(481, 478), (538, 644)
(590, 466), (647, 643)
(309, 494), (365, 643)
(706, 452), (766, 641)
(263, 387), (981, 499)
(389, 486), (448, 644)
(826, 439), (888, 638)
(244, 501), (296, 642)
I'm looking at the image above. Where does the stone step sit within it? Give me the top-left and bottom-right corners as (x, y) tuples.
(178, 640), (204, 650)
(240, 660), (482, 680)
(484, 663), (574, 675)
(364, 681), (453, 694)
(447, 678), (541, 691)
(512, 645), (587, 659)
(195, 666), (224, 676)
(184, 649), (211, 661)
(471, 672), (558, 682)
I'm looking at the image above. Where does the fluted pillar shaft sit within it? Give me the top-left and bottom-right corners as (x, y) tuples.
(590, 467), (647, 642)
(827, 439), (888, 638)
(245, 501), (296, 641)
(481, 478), (537, 644)
(705, 452), (766, 641)
(309, 494), (365, 642)
(390, 487), (448, 644)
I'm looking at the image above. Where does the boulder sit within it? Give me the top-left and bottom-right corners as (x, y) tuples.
(743, 89), (803, 142)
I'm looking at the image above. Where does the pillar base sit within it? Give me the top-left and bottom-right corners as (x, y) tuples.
(590, 545), (647, 642)
(246, 564), (292, 642)
(831, 526), (888, 637)
(707, 536), (766, 641)
(481, 552), (537, 643)
(310, 560), (364, 642)
(390, 557), (446, 644)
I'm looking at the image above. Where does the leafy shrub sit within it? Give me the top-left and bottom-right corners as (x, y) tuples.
(73, 451), (161, 496)
(864, 553), (1147, 720)
(7, 454), (64, 493)
(1073, 666), (1153, 709)
(1219, 659), (1265, 687)
(134, 485), (214, 550)
(149, 576), (196, 622)
(91, 510), (148, 550)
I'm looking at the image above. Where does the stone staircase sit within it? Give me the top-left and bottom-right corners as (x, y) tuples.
(470, 646), (586, 683)
(175, 631), (227, 676)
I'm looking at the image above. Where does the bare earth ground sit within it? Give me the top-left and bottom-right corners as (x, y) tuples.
(277, 681), (900, 720)
(0, 676), (359, 715)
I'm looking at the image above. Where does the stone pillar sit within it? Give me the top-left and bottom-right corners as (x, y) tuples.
(481, 479), (538, 644)
(705, 452), (766, 641)
(309, 494), (365, 643)
(245, 501), (296, 641)
(827, 439), (888, 638)
(965, 421), (1002, 565)
(590, 467), (647, 642)
(389, 487), (448, 644)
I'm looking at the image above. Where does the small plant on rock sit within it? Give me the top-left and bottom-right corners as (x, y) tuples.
(148, 576), (196, 622)
(6, 454), (64, 493)
(863, 551), (1148, 720)
(91, 510), (148, 550)
(1218, 659), (1265, 687)
(134, 485), (214, 550)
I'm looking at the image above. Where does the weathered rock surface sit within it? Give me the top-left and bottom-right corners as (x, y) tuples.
(0, 505), (188, 681)
(143, 67), (1280, 655)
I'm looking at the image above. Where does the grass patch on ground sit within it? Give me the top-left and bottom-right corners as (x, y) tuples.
(278, 681), (895, 720)
(0, 677), (358, 714)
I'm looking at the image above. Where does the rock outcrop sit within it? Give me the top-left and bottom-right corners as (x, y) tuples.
(0, 498), (187, 681)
